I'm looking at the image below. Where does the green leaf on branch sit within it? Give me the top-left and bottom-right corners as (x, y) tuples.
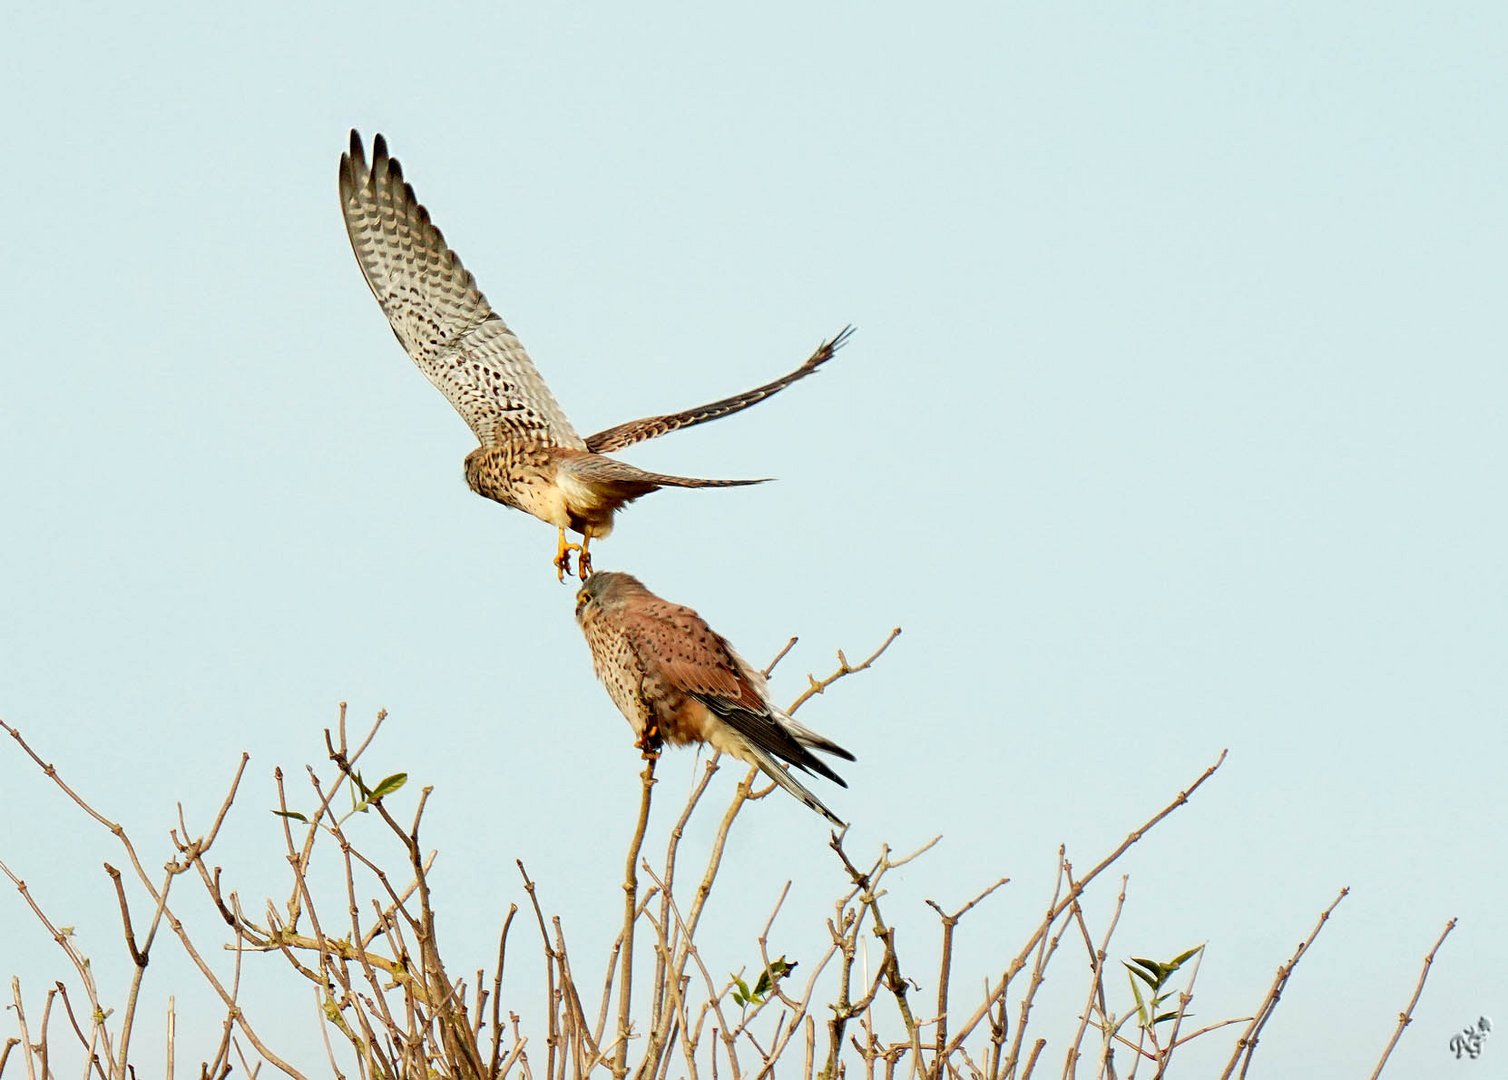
(730, 956), (797, 1007)
(370, 772), (408, 800)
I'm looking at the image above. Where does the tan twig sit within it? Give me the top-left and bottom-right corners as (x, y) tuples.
(1171, 1017), (1250, 1047)
(640, 863), (741, 1080)
(112, 859), (175, 1080)
(947, 750), (1228, 1057)
(1220, 886), (1349, 1080)
(1019, 1039), (1047, 1080)
(745, 884), (844, 1080)
(787, 629), (902, 716)
(1, 863), (116, 1074)
(1061, 873), (1127, 1080)
(614, 758), (658, 1079)
(0, 721), (302, 1079)
(1367, 918), (1457, 1080)
(763, 638), (800, 678)
(1005, 852), (1069, 1075)
(637, 753), (720, 1078)
(518, 860), (559, 1080)
(48, 982), (108, 1080)
(1149, 942), (1204, 1077)
(9, 980), (34, 1080)
(926, 878), (1009, 1080)
(489, 904), (519, 1079)
(824, 836), (939, 1079)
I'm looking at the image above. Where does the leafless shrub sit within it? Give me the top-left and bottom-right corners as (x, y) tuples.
(0, 630), (1454, 1079)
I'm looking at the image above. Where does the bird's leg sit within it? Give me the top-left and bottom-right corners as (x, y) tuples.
(577, 533), (594, 580)
(634, 676), (661, 760)
(554, 527), (582, 583)
(635, 721), (662, 761)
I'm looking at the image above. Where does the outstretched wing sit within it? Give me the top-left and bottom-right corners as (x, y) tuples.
(584, 326), (854, 453)
(339, 131), (584, 449)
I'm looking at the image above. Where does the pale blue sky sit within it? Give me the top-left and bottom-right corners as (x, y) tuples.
(2, 3), (1504, 1075)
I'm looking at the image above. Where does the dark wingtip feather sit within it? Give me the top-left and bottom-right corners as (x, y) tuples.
(370, 133), (394, 185)
(340, 130), (365, 196)
(702, 696), (848, 787)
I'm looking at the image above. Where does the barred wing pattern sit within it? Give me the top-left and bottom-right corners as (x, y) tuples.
(585, 326), (854, 454)
(339, 131), (584, 449)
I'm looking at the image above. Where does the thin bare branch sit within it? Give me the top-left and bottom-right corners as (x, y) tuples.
(762, 638), (800, 678)
(926, 878), (1009, 1079)
(1220, 886), (1349, 1080)
(614, 759), (658, 1079)
(1367, 918), (1457, 1080)
(947, 750), (1229, 1057)
(787, 629), (902, 716)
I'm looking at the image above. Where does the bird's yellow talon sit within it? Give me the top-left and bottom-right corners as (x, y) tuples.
(554, 529), (582, 583)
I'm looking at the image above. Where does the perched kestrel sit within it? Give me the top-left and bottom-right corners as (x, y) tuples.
(575, 571), (855, 826)
(339, 131), (852, 580)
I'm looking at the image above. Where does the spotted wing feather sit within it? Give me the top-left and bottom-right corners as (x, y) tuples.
(631, 600), (847, 786)
(339, 131), (584, 449)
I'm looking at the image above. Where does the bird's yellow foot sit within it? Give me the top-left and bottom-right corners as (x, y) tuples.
(554, 530), (583, 583)
(636, 722), (662, 760)
(577, 547), (593, 581)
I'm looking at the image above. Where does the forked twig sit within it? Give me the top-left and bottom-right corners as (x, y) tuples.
(948, 750), (1229, 1058)
(787, 629), (902, 716)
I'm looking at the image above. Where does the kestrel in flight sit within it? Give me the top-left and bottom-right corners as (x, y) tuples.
(575, 571), (855, 826)
(338, 130), (852, 580)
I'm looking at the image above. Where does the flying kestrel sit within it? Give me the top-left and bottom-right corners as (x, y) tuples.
(338, 130), (852, 580)
(575, 571), (854, 826)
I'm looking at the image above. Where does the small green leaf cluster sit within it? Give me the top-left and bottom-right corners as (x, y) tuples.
(1123, 946), (1202, 1031)
(273, 771), (408, 826)
(731, 956), (797, 1008)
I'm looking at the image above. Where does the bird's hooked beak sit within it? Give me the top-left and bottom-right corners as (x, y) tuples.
(574, 587), (590, 619)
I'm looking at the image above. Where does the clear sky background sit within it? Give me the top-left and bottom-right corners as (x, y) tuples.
(2, 3), (1504, 1076)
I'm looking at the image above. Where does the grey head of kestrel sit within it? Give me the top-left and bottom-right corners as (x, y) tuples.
(574, 570), (855, 826)
(338, 130), (853, 581)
